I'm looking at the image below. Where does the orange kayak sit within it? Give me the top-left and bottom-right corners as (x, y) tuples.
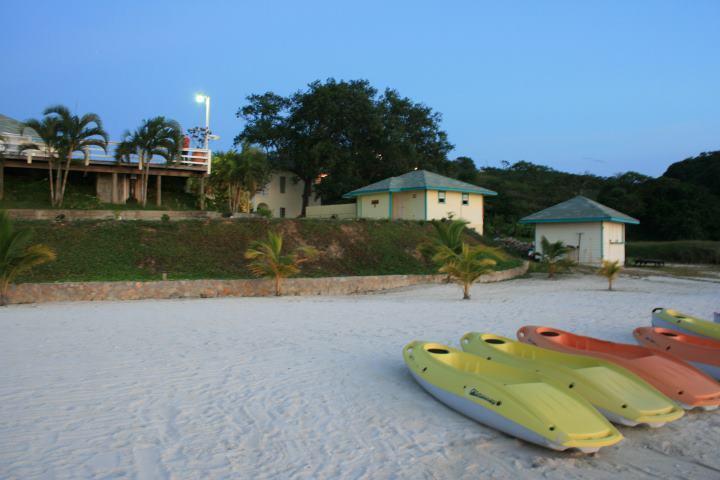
(634, 327), (720, 380)
(517, 325), (720, 410)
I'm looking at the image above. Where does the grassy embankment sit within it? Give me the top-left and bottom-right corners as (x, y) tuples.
(627, 241), (720, 265)
(18, 219), (522, 283)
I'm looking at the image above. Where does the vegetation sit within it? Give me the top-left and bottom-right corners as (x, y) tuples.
(19, 116), (62, 204)
(0, 211), (55, 305)
(236, 79), (452, 215)
(627, 241), (720, 265)
(540, 236), (571, 278)
(15, 219), (521, 283)
(244, 231), (318, 295)
(116, 117), (182, 207)
(598, 260), (622, 291)
(210, 147), (271, 213)
(23, 105), (108, 207)
(433, 243), (498, 300)
(418, 219), (468, 260)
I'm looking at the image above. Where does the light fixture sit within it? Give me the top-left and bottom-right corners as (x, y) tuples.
(195, 94), (207, 103)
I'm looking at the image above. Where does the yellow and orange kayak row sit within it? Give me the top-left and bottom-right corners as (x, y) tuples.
(404, 312), (720, 453)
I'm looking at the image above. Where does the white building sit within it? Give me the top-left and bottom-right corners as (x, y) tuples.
(251, 171), (321, 218)
(520, 195), (639, 266)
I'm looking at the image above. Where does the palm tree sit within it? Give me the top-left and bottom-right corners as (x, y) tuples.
(0, 211), (55, 305)
(115, 117), (182, 206)
(540, 236), (570, 278)
(598, 260), (622, 291)
(42, 105), (109, 206)
(433, 243), (497, 300)
(19, 116), (62, 205)
(244, 231), (318, 296)
(418, 219), (469, 265)
(211, 146), (271, 213)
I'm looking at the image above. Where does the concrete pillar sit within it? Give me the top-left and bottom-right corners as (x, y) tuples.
(111, 172), (118, 204)
(199, 176), (205, 210)
(156, 175), (162, 207)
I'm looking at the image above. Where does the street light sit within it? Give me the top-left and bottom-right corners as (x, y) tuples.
(195, 93), (210, 149)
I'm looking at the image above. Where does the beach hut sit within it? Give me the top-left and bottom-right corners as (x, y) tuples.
(342, 170), (497, 234)
(520, 195), (639, 265)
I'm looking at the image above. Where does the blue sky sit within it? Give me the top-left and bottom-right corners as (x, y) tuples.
(3, 0), (718, 177)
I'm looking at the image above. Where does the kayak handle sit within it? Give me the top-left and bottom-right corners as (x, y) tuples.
(652, 307), (663, 313)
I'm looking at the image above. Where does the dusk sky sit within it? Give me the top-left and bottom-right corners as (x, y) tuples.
(3, 0), (718, 177)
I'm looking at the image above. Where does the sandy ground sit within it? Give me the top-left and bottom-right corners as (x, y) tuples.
(1, 274), (719, 480)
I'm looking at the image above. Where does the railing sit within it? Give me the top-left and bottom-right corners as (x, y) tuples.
(0, 133), (211, 173)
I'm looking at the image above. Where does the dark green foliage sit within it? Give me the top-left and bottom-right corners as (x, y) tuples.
(235, 79), (453, 215)
(16, 219), (521, 283)
(627, 241), (720, 264)
(663, 151), (720, 198)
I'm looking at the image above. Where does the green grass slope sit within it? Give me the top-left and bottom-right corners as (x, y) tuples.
(19, 219), (522, 283)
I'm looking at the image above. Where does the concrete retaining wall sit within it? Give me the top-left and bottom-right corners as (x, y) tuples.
(7, 262), (528, 304)
(7, 209), (224, 221)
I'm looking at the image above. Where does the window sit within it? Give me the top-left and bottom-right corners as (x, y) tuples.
(462, 192), (469, 206)
(438, 191), (446, 204)
(279, 176), (286, 194)
(280, 207), (286, 218)
(371, 199), (379, 207)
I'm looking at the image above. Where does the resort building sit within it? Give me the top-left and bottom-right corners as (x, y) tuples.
(341, 170), (497, 233)
(251, 172), (320, 218)
(520, 195), (639, 266)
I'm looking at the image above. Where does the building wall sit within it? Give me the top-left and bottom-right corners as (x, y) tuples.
(535, 222), (602, 265)
(251, 171), (320, 218)
(602, 221), (626, 265)
(425, 190), (485, 234)
(391, 191), (425, 220)
(306, 203), (356, 219)
(357, 192), (391, 219)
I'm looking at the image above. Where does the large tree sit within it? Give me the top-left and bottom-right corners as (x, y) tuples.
(236, 79), (453, 215)
(115, 117), (182, 207)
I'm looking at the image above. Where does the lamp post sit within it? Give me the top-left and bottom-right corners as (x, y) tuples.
(195, 93), (210, 149)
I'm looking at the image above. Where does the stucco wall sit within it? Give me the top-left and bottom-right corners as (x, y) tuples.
(425, 190), (485, 234)
(251, 171), (320, 218)
(6, 209), (223, 221)
(535, 222), (602, 265)
(602, 221), (626, 265)
(306, 203), (357, 219)
(358, 193), (391, 219)
(391, 191), (425, 220)
(7, 262), (528, 304)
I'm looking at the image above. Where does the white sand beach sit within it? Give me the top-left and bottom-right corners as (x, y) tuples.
(1, 274), (719, 479)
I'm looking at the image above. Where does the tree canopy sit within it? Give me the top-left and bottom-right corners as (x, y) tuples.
(235, 79), (453, 214)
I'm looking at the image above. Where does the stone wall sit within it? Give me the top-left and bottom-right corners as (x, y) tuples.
(7, 262), (528, 305)
(7, 209), (223, 221)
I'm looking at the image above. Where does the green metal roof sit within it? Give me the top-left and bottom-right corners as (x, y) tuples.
(519, 195), (640, 225)
(0, 113), (38, 139)
(343, 169), (497, 198)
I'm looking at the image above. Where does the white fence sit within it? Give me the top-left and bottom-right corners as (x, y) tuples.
(0, 133), (211, 173)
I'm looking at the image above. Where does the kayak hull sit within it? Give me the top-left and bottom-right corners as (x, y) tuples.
(403, 341), (622, 453)
(633, 326), (720, 381)
(651, 308), (720, 341)
(410, 371), (578, 451)
(461, 332), (684, 428)
(517, 326), (720, 410)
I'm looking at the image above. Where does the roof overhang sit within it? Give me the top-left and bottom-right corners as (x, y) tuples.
(519, 216), (640, 225)
(343, 185), (498, 199)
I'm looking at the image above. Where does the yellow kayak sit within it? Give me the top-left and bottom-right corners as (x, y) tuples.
(460, 332), (684, 427)
(403, 341), (623, 453)
(652, 308), (720, 341)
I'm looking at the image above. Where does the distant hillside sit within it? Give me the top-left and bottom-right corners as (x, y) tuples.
(451, 153), (720, 241)
(17, 219), (521, 283)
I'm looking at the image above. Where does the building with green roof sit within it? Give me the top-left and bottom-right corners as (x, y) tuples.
(520, 195), (639, 265)
(340, 169), (497, 233)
